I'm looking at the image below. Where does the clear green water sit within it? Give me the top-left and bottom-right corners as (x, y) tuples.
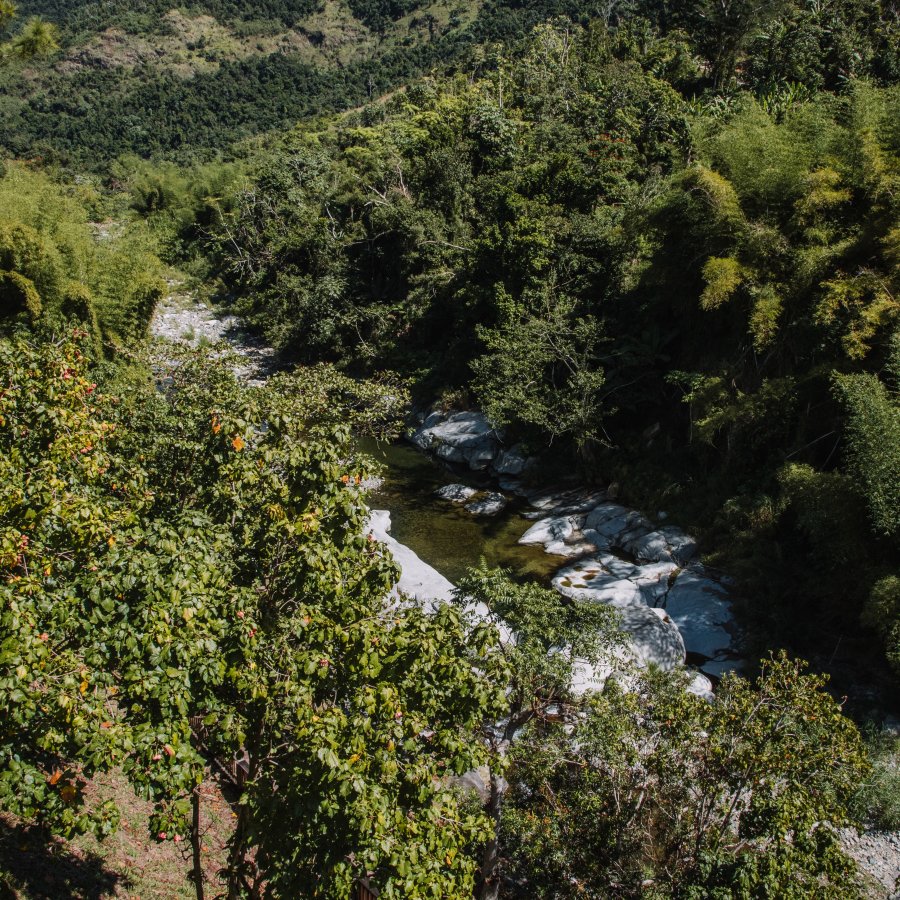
(359, 438), (561, 585)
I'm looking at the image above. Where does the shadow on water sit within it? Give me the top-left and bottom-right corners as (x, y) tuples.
(359, 438), (561, 586)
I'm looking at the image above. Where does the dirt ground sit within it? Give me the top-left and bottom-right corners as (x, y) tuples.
(0, 768), (236, 899)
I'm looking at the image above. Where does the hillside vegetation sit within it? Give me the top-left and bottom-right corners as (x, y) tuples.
(0, 0), (662, 163)
(1, 1), (900, 897)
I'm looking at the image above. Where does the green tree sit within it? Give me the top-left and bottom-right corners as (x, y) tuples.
(0, 1), (14, 34)
(0, 331), (503, 899)
(833, 372), (900, 539)
(9, 15), (58, 58)
(502, 655), (869, 898)
(472, 287), (608, 457)
(453, 565), (621, 900)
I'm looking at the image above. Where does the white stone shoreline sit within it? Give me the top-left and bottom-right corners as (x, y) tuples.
(411, 408), (741, 683)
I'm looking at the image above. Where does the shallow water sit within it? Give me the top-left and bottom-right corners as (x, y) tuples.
(359, 438), (561, 585)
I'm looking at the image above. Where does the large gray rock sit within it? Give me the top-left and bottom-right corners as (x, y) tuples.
(553, 555), (679, 609)
(627, 530), (675, 564)
(584, 503), (631, 530)
(435, 442), (469, 464)
(493, 444), (532, 476)
(469, 445), (500, 471)
(619, 526), (698, 566)
(660, 527), (698, 564)
(619, 606), (686, 671)
(519, 514), (585, 548)
(687, 671), (714, 701)
(591, 510), (649, 544)
(411, 410), (502, 471)
(662, 567), (735, 667)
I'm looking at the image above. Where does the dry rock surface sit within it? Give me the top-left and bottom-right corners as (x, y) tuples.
(150, 287), (277, 385)
(840, 827), (900, 898)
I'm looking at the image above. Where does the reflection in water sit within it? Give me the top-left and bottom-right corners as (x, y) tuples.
(358, 438), (561, 585)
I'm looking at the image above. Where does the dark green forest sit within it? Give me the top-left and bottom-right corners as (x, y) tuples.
(1, 0), (900, 897)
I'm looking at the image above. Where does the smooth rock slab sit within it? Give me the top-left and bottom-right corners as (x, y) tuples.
(367, 510), (453, 611)
(631, 561), (680, 604)
(593, 510), (653, 544)
(660, 526), (698, 564)
(518, 515), (585, 548)
(662, 567), (735, 665)
(553, 559), (645, 609)
(584, 502), (631, 530)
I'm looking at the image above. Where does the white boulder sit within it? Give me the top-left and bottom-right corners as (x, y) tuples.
(493, 444), (532, 476)
(411, 410), (502, 471)
(519, 514), (585, 548)
(619, 606), (686, 671)
(662, 567), (735, 666)
(435, 484), (478, 504)
(367, 510), (453, 611)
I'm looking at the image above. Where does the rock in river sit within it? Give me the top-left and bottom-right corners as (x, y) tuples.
(411, 410), (501, 471)
(465, 492), (508, 516)
(434, 483), (478, 504)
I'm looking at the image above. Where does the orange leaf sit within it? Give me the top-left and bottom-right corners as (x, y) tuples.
(48, 769), (62, 785)
(341, 474), (350, 484)
(211, 416), (221, 434)
(232, 435), (245, 451)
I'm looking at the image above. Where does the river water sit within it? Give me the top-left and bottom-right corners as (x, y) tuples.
(359, 438), (561, 585)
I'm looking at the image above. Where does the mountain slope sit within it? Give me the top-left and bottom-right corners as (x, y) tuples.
(0, 0), (630, 164)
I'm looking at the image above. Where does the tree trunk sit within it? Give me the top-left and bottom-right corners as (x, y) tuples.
(226, 801), (250, 900)
(478, 768), (507, 900)
(191, 785), (206, 900)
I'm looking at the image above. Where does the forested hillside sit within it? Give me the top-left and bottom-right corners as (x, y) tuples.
(5, 0), (895, 165)
(2, 1), (900, 897)
(0, 0), (666, 163)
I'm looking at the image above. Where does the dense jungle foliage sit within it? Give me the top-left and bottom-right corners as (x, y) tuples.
(0, 170), (875, 896)
(1, 0), (900, 897)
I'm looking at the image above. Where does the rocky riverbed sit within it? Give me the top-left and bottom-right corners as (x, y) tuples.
(151, 286), (277, 385)
(410, 408), (740, 682)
